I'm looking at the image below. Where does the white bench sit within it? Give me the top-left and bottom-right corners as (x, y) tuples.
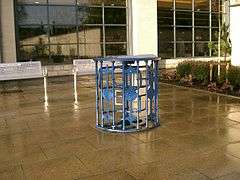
(72, 59), (96, 102)
(72, 59), (123, 103)
(0, 61), (48, 102)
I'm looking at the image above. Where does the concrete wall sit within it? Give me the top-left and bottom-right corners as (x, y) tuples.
(130, 0), (158, 56)
(0, 0), (17, 63)
(230, 0), (240, 66)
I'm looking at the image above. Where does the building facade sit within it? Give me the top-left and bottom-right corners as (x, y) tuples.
(0, 0), (239, 69)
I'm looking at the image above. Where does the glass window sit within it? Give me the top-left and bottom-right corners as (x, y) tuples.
(158, 0), (222, 59)
(176, 11), (192, 26)
(212, 13), (221, 27)
(48, 0), (76, 5)
(50, 44), (78, 63)
(19, 45), (49, 63)
(19, 25), (48, 45)
(159, 42), (174, 59)
(79, 44), (103, 58)
(176, 27), (192, 41)
(195, 0), (209, 11)
(104, 0), (126, 6)
(105, 8), (126, 24)
(195, 12), (209, 26)
(195, 28), (209, 41)
(176, 0), (192, 10)
(49, 26), (77, 44)
(157, 0), (173, 10)
(16, 1), (128, 64)
(77, 0), (102, 6)
(78, 26), (103, 43)
(106, 44), (127, 55)
(77, 7), (102, 25)
(211, 28), (219, 41)
(195, 43), (209, 56)
(105, 26), (126, 42)
(211, 0), (221, 12)
(158, 27), (174, 41)
(16, 5), (48, 25)
(49, 5), (76, 25)
(158, 10), (173, 26)
(176, 43), (192, 57)
(17, 0), (47, 4)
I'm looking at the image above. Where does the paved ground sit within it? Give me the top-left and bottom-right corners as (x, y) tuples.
(1, 76), (240, 180)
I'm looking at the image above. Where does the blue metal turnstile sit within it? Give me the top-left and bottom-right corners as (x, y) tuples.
(93, 55), (160, 133)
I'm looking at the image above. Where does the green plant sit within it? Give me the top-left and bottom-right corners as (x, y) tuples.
(192, 62), (209, 83)
(208, 23), (231, 61)
(31, 38), (48, 58)
(176, 62), (192, 78)
(212, 64), (227, 84)
(227, 66), (240, 89)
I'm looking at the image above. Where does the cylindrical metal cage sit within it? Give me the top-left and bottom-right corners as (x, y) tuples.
(93, 55), (160, 133)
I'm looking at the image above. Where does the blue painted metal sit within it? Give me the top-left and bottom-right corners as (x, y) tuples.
(93, 55), (160, 133)
(100, 61), (104, 127)
(95, 61), (99, 127)
(112, 61), (116, 129)
(154, 59), (159, 124)
(122, 62), (126, 131)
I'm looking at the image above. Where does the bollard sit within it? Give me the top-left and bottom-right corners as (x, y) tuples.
(73, 66), (78, 103)
(43, 67), (48, 102)
(210, 63), (213, 82)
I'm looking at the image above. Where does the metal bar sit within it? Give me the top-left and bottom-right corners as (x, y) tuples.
(145, 60), (149, 128)
(43, 67), (48, 103)
(73, 67), (78, 103)
(112, 61), (116, 129)
(95, 60), (99, 127)
(154, 60), (159, 124)
(150, 60), (154, 117)
(136, 60), (140, 129)
(192, 0), (195, 57)
(209, 0), (212, 56)
(102, 2), (106, 57)
(100, 61), (104, 127)
(106, 65), (110, 124)
(122, 62), (126, 131)
(173, 0), (176, 58)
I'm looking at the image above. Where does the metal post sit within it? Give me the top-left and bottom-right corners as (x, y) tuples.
(100, 61), (104, 127)
(154, 60), (159, 124)
(43, 67), (48, 103)
(173, 0), (176, 58)
(136, 60), (140, 130)
(73, 66), (78, 103)
(150, 60), (154, 118)
(106, 65), (110, 124)
(122, 62), (126, 131)
(95, 60), (99, 127)
(112, 61), (116, 129)
(145, 60), (149, 128)
(192, 0), (195, 57)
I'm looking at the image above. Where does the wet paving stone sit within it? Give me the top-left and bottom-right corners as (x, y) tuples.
(1, 77), (240, 179)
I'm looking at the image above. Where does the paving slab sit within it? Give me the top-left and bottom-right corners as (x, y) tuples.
(0, 77), (240, 179)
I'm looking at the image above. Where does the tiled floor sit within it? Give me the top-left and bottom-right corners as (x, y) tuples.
(1, 76), (240, 180)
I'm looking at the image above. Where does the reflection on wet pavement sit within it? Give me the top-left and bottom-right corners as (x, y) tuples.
(1, 76), (240, 179)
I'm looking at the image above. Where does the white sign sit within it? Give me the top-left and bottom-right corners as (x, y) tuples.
(73, 59), (96, 75)
(0, 61), (43, 81)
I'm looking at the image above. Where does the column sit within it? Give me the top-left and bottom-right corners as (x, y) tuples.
(0, 0), (17, 63)
(130, 0), (158, 56)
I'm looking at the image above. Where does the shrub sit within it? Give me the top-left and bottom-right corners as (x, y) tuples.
(192, 62), (209, 83)
(176, 62), (192, 78)
(212, 64), (227, 85)
(227, 66), (240, 89)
